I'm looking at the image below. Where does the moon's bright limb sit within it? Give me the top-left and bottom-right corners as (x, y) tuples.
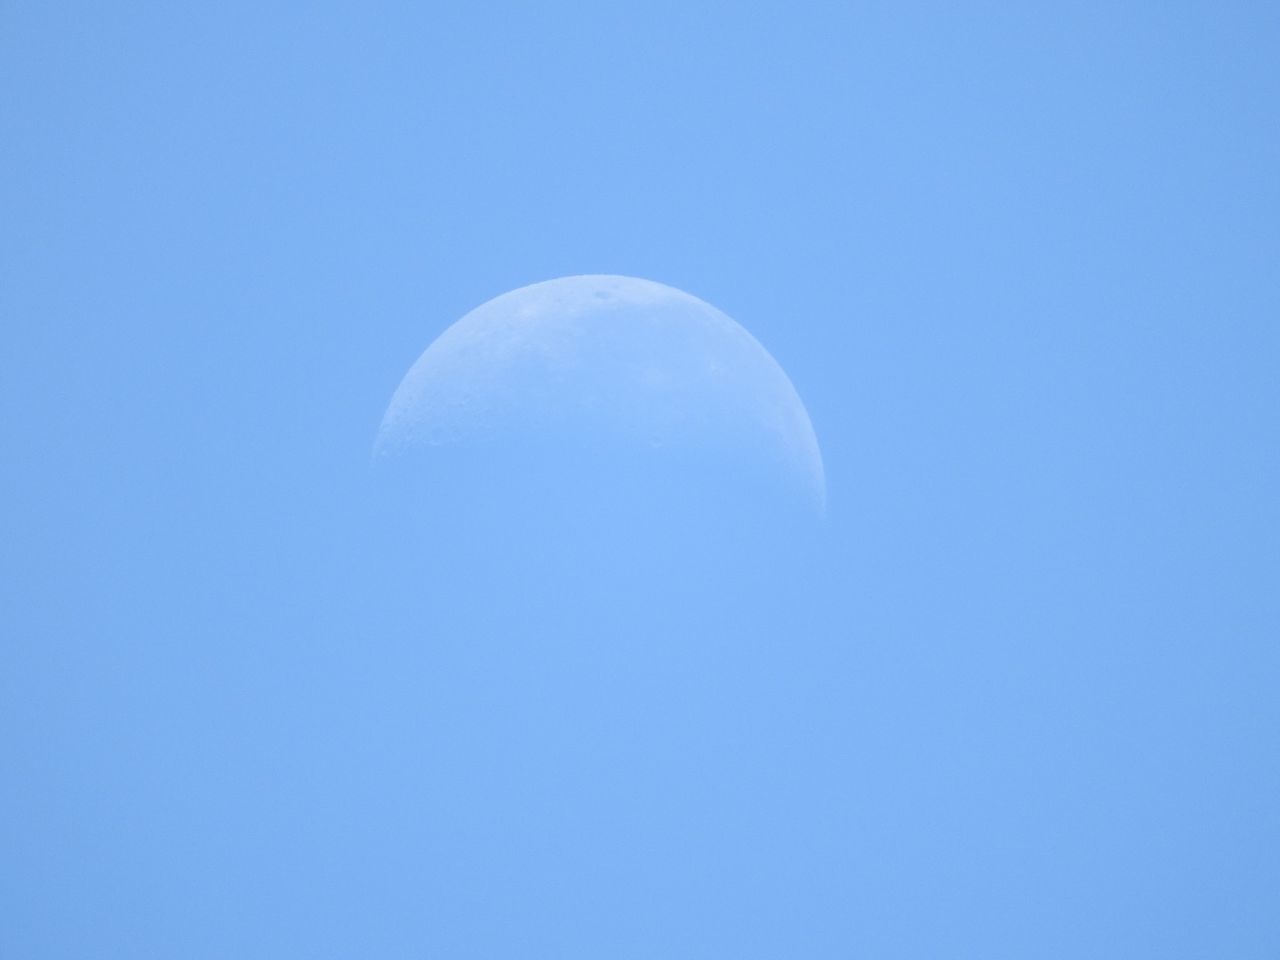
(375, 275), (825, 510)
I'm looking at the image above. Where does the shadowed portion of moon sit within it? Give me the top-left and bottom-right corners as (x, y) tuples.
(375, 275), (825, 513)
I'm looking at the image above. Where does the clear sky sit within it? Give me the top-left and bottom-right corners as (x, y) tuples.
(3, 2), (1278, 957)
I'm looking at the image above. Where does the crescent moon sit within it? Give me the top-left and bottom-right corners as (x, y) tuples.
(375, 275), (825, 511)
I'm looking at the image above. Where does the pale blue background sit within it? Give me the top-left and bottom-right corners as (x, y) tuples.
(3, 2), (1278, 957)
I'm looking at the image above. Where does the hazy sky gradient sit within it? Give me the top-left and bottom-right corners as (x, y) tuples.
(3, 2), (1278, 957)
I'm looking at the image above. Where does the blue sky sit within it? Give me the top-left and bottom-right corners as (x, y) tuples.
(2, 2), (1278, 957)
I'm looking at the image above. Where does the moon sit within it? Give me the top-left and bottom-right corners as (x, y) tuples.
(375, 275), (825, 511)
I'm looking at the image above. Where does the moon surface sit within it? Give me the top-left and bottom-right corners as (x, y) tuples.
(375, 275), (825, 510)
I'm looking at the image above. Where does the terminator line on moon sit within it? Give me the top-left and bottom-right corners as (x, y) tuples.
(375, 275), (826, 511)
